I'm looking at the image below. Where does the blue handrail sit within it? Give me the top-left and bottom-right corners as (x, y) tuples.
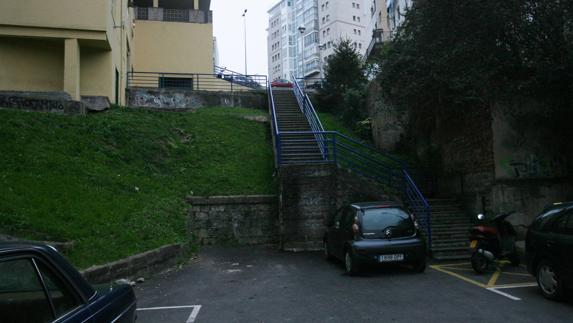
(272, 78), (433, 249)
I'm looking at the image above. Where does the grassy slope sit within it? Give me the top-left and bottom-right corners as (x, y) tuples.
(0, 107), (275, 268)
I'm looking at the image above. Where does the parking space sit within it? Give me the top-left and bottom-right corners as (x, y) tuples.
(135, 246), (573, 322)
(430, 261), (538, 301)
(136, 305), (202, 323)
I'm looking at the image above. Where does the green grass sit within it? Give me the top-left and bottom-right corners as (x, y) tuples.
(318, 112), (357, 138)
(0, 106), (275, 268)
(318, 112), (419, 165)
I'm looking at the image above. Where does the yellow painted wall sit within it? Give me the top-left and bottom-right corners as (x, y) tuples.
(133, 20), (213, 74)
(0, 0), (134, 105)
(0, 0), (108, 32)
(80, 48), (114, 99)
(0, 37), (63, 92)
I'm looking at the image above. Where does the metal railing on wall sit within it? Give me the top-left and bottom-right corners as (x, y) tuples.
(127, 72), (267, 92)
(268, 77), (433, 248)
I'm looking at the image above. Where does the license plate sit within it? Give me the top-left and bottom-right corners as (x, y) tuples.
(378, 254), (404, 262)
(470, 240), (477, 248)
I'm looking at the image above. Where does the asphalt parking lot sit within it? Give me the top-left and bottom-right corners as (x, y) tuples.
(135, 246), (573, 322)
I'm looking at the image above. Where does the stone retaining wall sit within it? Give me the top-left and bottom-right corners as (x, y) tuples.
(187, 195), (278, 245)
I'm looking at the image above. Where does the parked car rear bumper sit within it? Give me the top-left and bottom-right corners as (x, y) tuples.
(350, 237), (426, 265)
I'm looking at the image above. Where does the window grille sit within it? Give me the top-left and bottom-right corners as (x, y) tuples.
(136, 7), (149, 20)
(164, 9), (189, 22)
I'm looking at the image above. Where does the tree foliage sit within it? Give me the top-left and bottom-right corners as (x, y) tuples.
(378, 0), (573, 110)
(317, 40), (369, 136)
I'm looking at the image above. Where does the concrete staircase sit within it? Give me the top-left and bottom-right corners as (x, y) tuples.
(272, 88), (323, 164)
(429, 198), (473, 260)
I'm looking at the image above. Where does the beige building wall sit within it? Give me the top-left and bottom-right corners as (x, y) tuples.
(0, 0), (134, 105)
(0, 38), (64, 92)
(133, 21), (213, 74)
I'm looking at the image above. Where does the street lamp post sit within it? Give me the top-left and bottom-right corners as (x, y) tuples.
(242, 9), (248, 75)
(298, 25), (306, 84)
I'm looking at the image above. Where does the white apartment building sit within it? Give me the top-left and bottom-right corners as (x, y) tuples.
(267, 0), (320, 81)
(267, 0), (415, 80)
(268, 0), (293, 81)
(318, 0), (369, 65)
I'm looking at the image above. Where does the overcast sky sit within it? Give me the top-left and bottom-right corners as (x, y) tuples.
(211, 0), (277, 76)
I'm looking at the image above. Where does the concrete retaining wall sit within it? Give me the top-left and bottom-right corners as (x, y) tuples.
(127, 88), (267, 110)
(187, 195), (278, 245)
(0, 91), (86, 115)
(81, 244), (184, 284)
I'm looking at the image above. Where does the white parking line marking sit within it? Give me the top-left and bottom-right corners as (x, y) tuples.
(136, 305), (202, 323)
(492, 283), (538, 289)
(137, 305), (199, 311)
(187, 305), (202, 323)
(487, 288), (521, 301)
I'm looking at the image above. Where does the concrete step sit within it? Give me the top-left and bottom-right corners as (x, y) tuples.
(431, 224), (472, 230)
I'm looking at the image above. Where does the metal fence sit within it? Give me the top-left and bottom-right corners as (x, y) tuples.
(127, 72), (267, 92)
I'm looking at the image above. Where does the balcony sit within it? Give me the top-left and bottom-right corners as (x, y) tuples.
(134, 7), (212, 23)
(365, 29), (392, 60)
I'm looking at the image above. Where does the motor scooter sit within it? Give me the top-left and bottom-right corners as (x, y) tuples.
(468, 211), (520, 274)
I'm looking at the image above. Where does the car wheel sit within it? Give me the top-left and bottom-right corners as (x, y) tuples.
(323, 240), (333, 260)
(537, 260), (565, 300)
(471, 252), (488, 274)
(412, 258), (426, 273)
(344, 250), (359, 275)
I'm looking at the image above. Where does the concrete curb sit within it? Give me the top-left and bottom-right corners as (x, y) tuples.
(80, 243), (185, 284)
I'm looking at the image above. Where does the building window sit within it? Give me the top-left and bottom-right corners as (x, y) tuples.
(326, 15), (330, 22)
(136, 7), (149, 20)
(327, 28), (330, 35)
(353, 16), (356, 21)
(358, 30), (361, 35)
(159, 77), (193, 89)
(357, 16), (361, 22)
(357, 3), (360, 9)
(164, 9), (189, 22)
(352, 3), (356, 8)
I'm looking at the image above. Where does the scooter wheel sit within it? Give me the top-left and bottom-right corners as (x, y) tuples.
(471, 252), (488, 274)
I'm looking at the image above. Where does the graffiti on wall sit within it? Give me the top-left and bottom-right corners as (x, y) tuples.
(504, 154), (569, 179)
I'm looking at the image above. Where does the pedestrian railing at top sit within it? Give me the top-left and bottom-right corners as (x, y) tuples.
(268, 78), (432, 247)
(127, 71), (267, 92)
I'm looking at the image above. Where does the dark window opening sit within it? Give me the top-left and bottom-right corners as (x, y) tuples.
(159, 77), (194, 89)
(133, 0), (154, 7)
(159, 0), (195, 10)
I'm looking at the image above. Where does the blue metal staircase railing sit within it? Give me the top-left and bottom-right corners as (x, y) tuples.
(269, 77), (433, 248)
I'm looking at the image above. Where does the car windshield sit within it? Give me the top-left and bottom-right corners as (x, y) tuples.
(361, 208), (414, 232)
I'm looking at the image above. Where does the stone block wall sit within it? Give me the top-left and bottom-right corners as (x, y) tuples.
(436, 106), (495, 197)
(279, 164), (336, 251)
(187, 195), (278, 245)
(128, 88), (267, 110)
(278, 164), (395, 251)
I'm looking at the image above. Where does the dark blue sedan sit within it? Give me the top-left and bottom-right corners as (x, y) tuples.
(0, 243), (136, 322)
